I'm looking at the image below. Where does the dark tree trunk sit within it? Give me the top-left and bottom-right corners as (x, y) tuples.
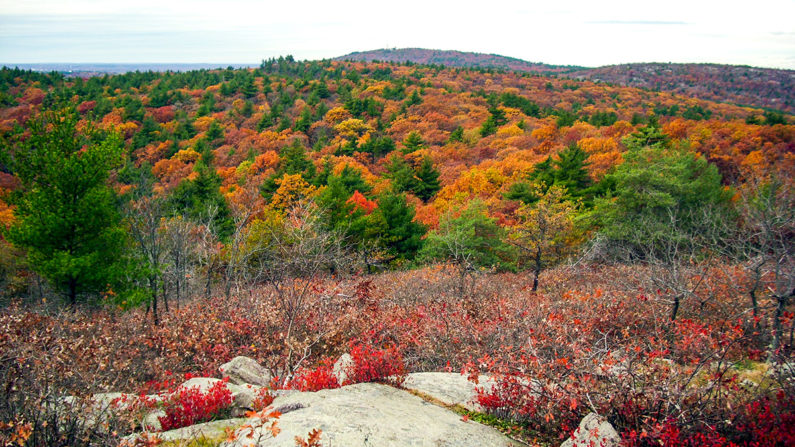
(68, 278), (77, 307)
(205, 261), (213, 298)
(162, 280), (169, 313)
(749, 288), (758, 319)
(532, 247), (542, 292)
(149, 276), (159, 326)
(670, 295), (681, 321)
(771, 295), (789, 354)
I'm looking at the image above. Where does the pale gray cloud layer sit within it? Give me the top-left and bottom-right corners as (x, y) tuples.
(1, 0), (793, 69)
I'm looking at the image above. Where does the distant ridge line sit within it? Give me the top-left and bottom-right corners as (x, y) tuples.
(335, 48), (795, 113)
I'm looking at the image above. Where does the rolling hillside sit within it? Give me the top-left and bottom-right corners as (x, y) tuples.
(338, 48), (795, 113)
(336, 48), (578, 73)
(572, 62), (795, 113)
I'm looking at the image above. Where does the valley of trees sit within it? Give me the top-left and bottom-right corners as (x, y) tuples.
(0, 58), (793, 446)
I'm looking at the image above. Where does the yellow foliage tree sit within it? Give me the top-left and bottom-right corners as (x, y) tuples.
(509, 185), (577, 291)
(270, 174), (317, 211)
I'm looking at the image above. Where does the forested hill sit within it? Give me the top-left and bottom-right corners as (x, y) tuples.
(336, 48), (577, 73)
(571, 63), (795, 114)
(0, 57), (792, 304)
(337, 48), (795, 113)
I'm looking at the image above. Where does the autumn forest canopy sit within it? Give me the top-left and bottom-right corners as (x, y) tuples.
(0, 57), (793, 446)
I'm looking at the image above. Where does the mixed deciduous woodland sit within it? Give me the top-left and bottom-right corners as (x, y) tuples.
(341, 48), (795, 113)
(0, 56), (793, 445)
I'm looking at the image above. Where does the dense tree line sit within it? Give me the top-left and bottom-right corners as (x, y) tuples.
(0, 61), (791, 335)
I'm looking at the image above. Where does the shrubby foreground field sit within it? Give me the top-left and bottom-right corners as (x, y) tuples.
(2, 264), (794, 445)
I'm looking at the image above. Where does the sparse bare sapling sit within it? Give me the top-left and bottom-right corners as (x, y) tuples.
(161, 215), (200, 307)
(737, 175), (795, 355)
(247, 201), (350, 377)
(127, 195), (167, 325)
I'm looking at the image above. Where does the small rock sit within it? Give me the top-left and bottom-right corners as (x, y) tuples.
(561, 412), (620, 447)
(143, 410), (166, 432)
(220, 356), (272, 387)
(274, 402), (304, 414)
(740, 378), (758, 388)
(333, 353), (354, 385)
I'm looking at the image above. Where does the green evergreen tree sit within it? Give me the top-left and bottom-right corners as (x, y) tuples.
(592, 146), (730, 257)
(622, 116), (669, 150)
(528, 157), (556, 191)
(385, 155), (418, 193)
(553, 143), (591, 198)
(365, 193), (426, 261)
(169, 159), (234, 240)
(294, 107), (314, 133)
(406, 89), (422, 106)
(448, 126), (464, 143)
(205, 119), (224, 143)
(412, 157), (441, 202)
(402, 131), (426, 153)
(239, 75), (259, 98)
(261, 140), (317, 198)
(5, 111), (129, 305)
(480, 116), (498, 137)
(421, 200), (513, 271)
(281, 139), (316, 179)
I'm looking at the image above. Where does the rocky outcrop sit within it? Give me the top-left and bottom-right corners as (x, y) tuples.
(220, 356), (272, 387)
(402, 372), (493, 411)
(221, 382), (519, 447)
(561, 412), (620, 447)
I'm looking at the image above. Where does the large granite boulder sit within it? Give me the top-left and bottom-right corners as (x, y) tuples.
(221, 356), (273, 387)
(221, 382), (519, 447)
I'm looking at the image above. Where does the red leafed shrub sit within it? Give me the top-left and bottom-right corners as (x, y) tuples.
(251, 387), (276, 411)
(734, 391), (795, 446)
(622, 392), (795, 446)
(143, 379), (233, 431)
(287, 343), (406, 391)
(287, 358), (340, 392)
(347, 343), (406, 386)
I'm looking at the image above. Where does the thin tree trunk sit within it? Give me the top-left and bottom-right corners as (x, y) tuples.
(770, 295), (787, 355)
(532, 247), (542, 292)
(749, 289), (758, 319)
(670, 295), (681, 321)
(150, 276), (159, 326)
(162, 279), (169, 313)
(68, 278), (77, 307)
(205, 260), (213, 298)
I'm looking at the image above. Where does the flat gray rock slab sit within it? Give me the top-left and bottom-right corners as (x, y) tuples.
(403, 372), (494, 412)
(221, 382), (518, 447)
(158, 418), (248, 442)
(124, 418), (247, 444)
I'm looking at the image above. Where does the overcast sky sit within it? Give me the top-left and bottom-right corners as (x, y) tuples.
(1, 0), (794, 69)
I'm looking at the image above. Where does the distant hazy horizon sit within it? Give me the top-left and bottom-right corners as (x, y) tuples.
(2, 0), (794, 70)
